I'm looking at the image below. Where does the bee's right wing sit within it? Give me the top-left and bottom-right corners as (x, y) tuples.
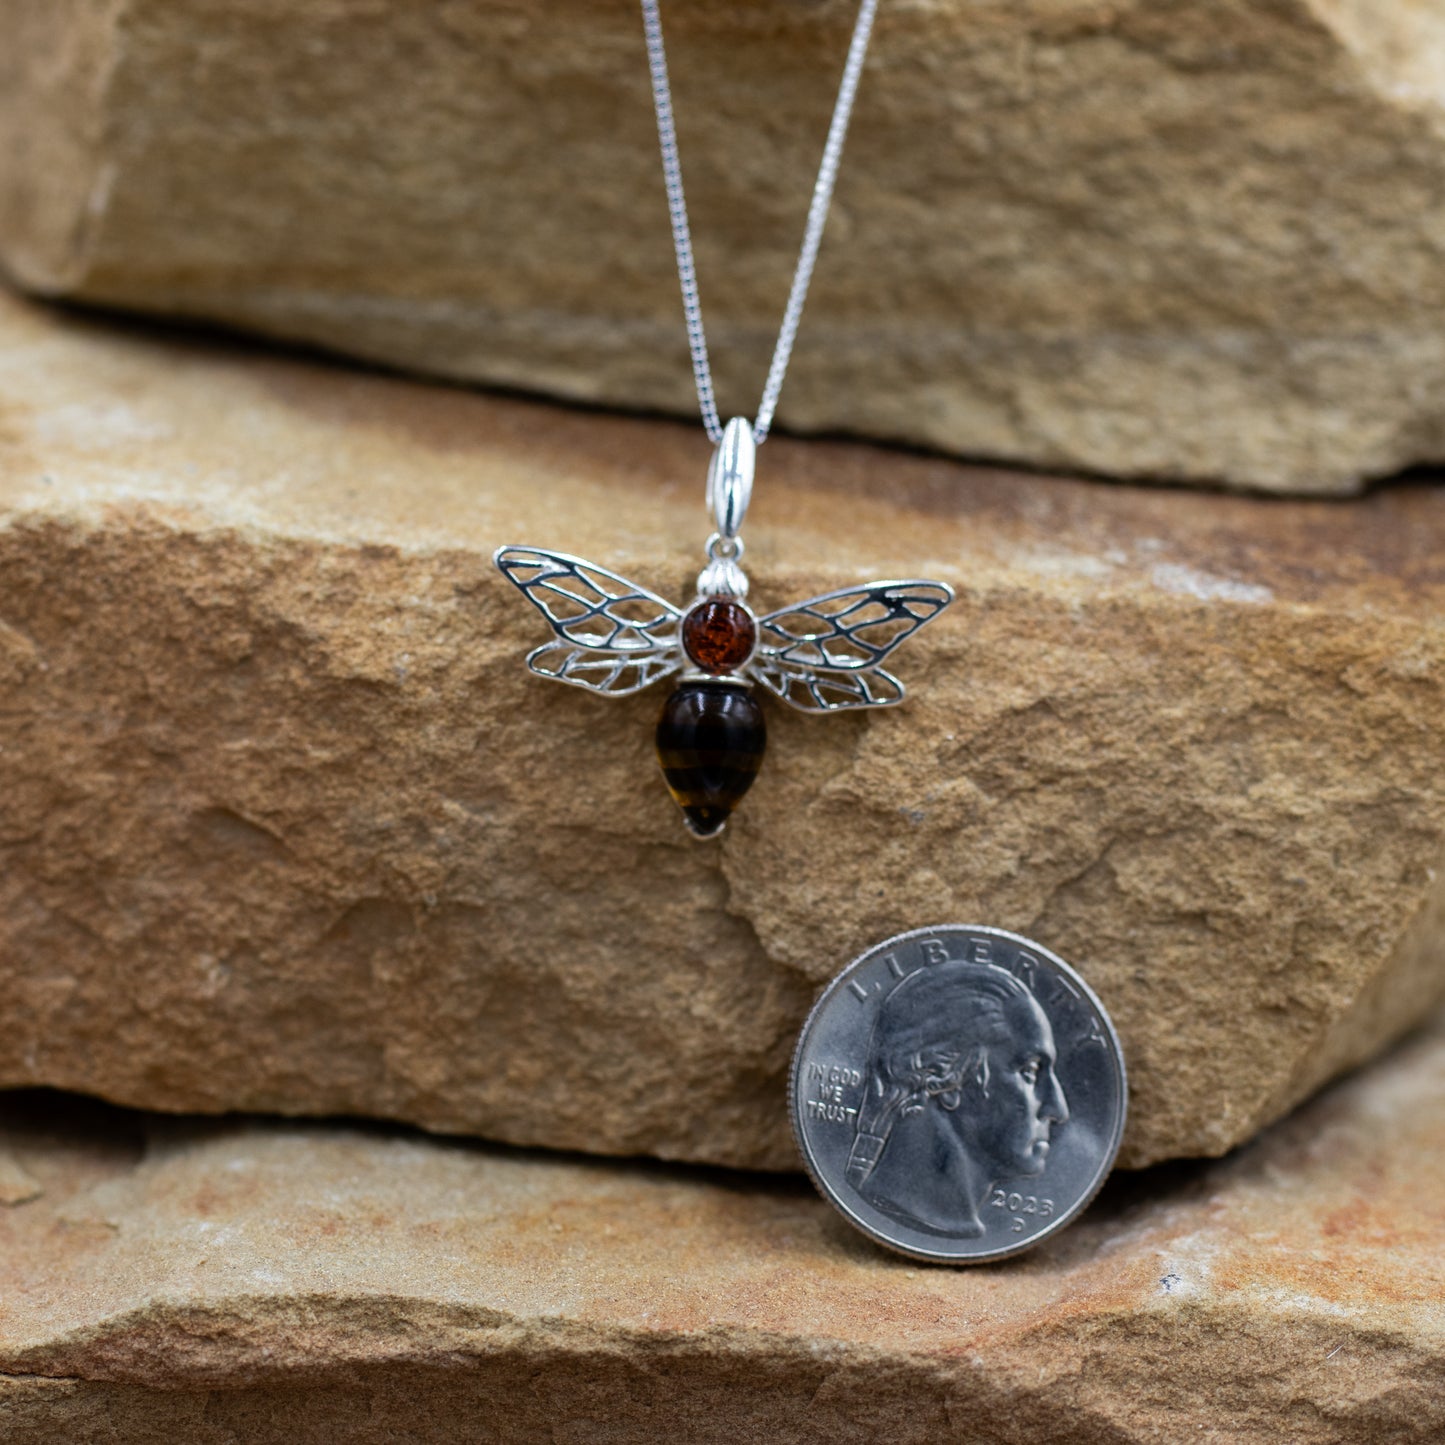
(751, 580), (953, 713)
(495, 546), (685, 698)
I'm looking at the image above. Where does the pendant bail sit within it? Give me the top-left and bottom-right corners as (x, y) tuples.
(706, 416), (755, 544)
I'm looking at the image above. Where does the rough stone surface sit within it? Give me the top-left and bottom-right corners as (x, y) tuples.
(0, 1012), (1443, 1443)
(0, 291), (1444, 1172)
(10, 0), (1445, 493)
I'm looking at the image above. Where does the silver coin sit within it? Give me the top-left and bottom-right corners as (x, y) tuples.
(789, 925), (1127, 1263)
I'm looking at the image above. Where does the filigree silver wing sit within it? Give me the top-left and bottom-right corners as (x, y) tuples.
(494, 546), (684, 697)
(750, 580), (953, 713)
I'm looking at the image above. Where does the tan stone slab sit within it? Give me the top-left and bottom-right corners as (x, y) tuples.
(0, 1013), (1443, 1443)
(8, 0), (1445, 494)
(0, 290), (1443, 1170)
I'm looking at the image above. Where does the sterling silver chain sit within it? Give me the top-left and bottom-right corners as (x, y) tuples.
(494, 1), (953, 840)
(640, 0), (880, 448)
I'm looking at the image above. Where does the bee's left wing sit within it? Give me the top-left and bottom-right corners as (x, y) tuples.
(523, 639), (684, 698)
(495, 546), (685, 698)
(495, 547), (684, 651)
(751, 580), (953, 714)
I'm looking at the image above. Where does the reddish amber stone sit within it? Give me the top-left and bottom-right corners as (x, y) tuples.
(655, 682), (766, 837)
(681, 598), (757, 676)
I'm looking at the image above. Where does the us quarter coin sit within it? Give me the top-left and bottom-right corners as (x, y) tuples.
(789, 925), (1127, 1263)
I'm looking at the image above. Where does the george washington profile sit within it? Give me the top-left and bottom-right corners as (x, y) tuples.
(845, 959), (1070, 1237)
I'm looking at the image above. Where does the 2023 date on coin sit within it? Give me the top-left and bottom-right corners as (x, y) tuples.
(789, 925), (1127, 1264)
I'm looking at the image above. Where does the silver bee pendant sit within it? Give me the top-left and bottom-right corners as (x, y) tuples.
(495, 419), (953, 838)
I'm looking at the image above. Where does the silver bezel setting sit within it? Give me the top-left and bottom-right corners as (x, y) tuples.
(680, 594), (761, 676)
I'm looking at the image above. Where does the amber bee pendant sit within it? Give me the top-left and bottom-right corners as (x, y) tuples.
(494, 420), (953, 838)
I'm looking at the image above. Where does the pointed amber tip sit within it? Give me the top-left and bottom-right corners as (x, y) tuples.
(682, 808), (729, 840)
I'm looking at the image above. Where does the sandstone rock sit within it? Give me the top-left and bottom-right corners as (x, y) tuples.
(2, 1012), (1444, 1443)
(0, 291), (1443, 1171)
(9, 0), (1445, 493)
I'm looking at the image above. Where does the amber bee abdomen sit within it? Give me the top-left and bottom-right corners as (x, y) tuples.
(655, 682), (766, 837)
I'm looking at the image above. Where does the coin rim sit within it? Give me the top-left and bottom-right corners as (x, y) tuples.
(788, 923), (1129, 1265)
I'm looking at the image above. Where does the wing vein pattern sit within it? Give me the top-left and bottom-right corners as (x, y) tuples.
(754, 580), (952, 713)
(496, 547), (684, 697)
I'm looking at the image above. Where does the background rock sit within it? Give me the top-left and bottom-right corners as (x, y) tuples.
(0, 1011), (1442, 1443)
(7, 0), (1445, 492)
(0, 291), (1443, 1171)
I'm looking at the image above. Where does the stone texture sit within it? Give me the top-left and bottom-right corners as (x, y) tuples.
(1, 289), (1444, 1172)
(1, 1012), (1443, 1443)
(10, 0), (1445, 493)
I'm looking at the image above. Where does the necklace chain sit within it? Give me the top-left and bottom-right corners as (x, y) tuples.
(640, 0), (880, 449)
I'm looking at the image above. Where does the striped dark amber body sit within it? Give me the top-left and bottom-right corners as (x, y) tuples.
(655, 682), (766, 838)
